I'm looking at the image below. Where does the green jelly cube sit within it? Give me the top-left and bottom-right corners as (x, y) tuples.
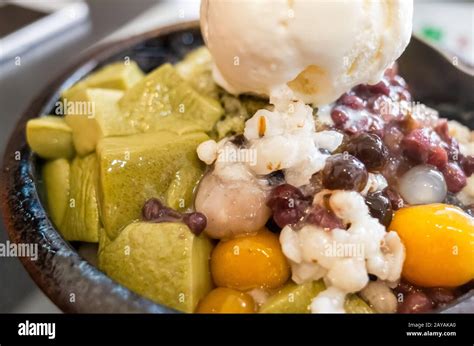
(61, 61), (144, 100)
(119, 63), (223, 133)
(97, 130), (208, 240)
(99, 221), (213, 313)
(59, 154), (100, 243)
(26, 116), (75, 159)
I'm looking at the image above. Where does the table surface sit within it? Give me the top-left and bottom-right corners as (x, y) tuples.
(0, 0), (472, 313)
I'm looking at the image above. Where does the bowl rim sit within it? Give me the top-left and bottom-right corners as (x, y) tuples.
(1, 20), (473, 314)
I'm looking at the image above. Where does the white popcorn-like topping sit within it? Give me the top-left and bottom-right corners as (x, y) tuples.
(313, 131), (344, 153)
(196, 87), (344, 188)
(243, 87), (343, 186)
(197, 139), (256, 181)
(280, 190), (405, 313)
(197, 139), (218, 165)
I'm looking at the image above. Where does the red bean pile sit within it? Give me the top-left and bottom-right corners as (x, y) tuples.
(329, 64), (473, 202)
(264, 65), (474, 313)
(395, 281), (460, 313)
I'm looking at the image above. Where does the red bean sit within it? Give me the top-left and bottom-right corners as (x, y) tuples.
(305, 205), (344, 230)
(401, 128), (436, 163)
(394, 280), (417, 295)
(434, 119), (450, 143)
(441, 162), (467, 193)
(425, 287), (456, 306)
(338, 94), (365, 110)
(398, 291), (434, 313)
(273, 208), (304, 228)
(182, 212), (207, 236)
(427, 147), (448, 169)
(142, 198), (187, 225)
(331, 108), (349, 127)
(142, 198), (164, 221)
(461, 155), (474, 177)
(368, 80), (390, 96)
(267, 184), (304, 207)
(368, 95), (391, 114)
(267, 184), (308, 228)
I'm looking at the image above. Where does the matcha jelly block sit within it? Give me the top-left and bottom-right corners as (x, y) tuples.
(42, 158), (70, 227)
(176, 47), (219, 98)
(64, 89), (203, 158)
(97, 130), (208, 240)
(59, 154), (100, 243)
(64, 88), (130, 156)
(65, 63), (222, 157)
(119, 63), (223, 133)
(61, 61), (144, 100)
(165, 164), (204, 211)
(26, 116), (75, 159)
(99, 221), (213, 313)
(259, 281), (373, 313)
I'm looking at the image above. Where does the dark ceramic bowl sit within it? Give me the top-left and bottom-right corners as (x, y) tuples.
(1, 21), (473, 313)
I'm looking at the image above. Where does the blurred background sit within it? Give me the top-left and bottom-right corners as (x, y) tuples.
(0, 0), (472, 313)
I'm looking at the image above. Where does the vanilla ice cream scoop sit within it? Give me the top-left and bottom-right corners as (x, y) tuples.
(201, 0), (413, 105)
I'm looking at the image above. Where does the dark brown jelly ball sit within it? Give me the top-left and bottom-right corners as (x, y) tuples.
(344, 133), (388, 171)
(322, 154), (368, 191)
(365, 191), (393, 227)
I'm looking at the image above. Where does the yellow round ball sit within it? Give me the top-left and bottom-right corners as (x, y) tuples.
(211, 228), (290, 291)
(389, 203), (474, 287)
(196, 288), (255, 313)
